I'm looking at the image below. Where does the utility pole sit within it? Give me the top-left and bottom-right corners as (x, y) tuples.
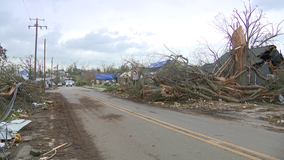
(57, 64), (59, 82)
(51, 57), (53, 87)
(43, 39), (46, 92)
(28, 18), (47, 81)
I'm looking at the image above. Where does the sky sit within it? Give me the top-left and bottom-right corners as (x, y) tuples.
(1, 0), (284, 71)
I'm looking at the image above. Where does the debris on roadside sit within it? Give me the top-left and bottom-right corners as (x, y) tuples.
(0, 119), (32, 140)
(262, 114), (284, 127)
(0, 74), (54, 159)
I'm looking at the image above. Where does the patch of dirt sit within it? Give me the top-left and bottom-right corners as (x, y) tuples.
(9, 93), (102, 160)
(100, 113), (124, 121)
(79, 98), (104, 111)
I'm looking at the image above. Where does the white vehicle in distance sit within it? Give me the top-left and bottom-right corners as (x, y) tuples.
(65, 80), (73, 87)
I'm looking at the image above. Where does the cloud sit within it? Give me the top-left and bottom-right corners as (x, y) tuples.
(252, 0), (284, 11)
(0, 10), (37, 58)
(64, 28), (149, 53)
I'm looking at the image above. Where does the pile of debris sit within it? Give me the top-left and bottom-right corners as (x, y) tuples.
(0, 77), (47, 105)
(137, 57), (283, 104)
(135, 26), (284, 104)
(0, 75), (50, 159)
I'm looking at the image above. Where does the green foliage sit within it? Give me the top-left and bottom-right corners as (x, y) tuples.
(66, 61), (82, 75)
(74, 76), (86, 86)
(263, 74), (284, 91)
(126, 83), (143, 98)
(105, 85), (119, 92)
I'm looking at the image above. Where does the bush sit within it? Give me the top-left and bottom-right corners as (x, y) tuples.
(74, 76), (86, 86)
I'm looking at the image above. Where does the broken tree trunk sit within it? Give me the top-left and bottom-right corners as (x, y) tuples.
(231, 25), (247, 85)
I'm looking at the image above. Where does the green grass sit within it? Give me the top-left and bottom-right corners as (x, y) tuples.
(0, 111), (22, 121)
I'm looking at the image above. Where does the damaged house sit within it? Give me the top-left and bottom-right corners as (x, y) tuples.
(202, 45), (283, 85)
(133, 26), (284, 104)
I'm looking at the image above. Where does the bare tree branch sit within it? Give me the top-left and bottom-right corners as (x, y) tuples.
(212, 0), (283, 49)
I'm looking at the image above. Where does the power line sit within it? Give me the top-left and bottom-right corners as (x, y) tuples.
(22, 0), (31, 21)
(31, 0), (37, 18)
(38, 0), (46, 26)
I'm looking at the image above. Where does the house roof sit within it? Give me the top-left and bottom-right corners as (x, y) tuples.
(95, 74), (114, 80)
(146, 60), (169, 68)
(143, 60), (172, 74)
(119, 70), (132, 78)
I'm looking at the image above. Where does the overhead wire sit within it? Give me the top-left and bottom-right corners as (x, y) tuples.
(22, 0), (32, 22)
(31, 0), (38, 18)
(39, 0), (47, 26)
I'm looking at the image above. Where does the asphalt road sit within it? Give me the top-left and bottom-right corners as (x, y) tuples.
(58, 86), (284, 160)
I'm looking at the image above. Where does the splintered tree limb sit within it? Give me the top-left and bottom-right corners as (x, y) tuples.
(214, 69), (246, 85)
(249, 88), (267, 98)
(151, 75), (161, 86)
(214, 77), (237, 85)
(1, 86), (15, 96)
(157, 75), (166, 85)
(193, 85), (240, 103)
(224, 86), (265, 95)
(225, 61), (235, 78)
(214, 56), (233, 77)
(249, 66), (268, 81)
(232, 69), (247, 79)
(176, 86), (212, 100)
(204, 77), (220, 94)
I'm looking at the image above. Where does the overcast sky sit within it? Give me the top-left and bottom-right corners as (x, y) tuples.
(1, 0), (284, 70)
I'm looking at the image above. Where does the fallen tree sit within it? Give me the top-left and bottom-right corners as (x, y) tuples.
(135, 49), (283, 104)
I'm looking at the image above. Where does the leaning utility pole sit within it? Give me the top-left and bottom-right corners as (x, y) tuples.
(28, 18), (47, 80)
(43, 39), (46, 92)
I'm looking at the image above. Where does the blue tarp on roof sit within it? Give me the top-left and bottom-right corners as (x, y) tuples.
(146, 60), (169, 68)
(95, 74), (114, 80)
(110, 73), (120, 78)
(94, 72), (119, 80)
(19, 71), (28, 76)
(19, 71), (34, 78)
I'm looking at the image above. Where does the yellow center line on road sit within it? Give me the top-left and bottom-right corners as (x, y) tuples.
(75, 89), (280, 160)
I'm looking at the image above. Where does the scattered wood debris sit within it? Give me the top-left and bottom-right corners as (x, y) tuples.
(131, 26), (284, 105)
